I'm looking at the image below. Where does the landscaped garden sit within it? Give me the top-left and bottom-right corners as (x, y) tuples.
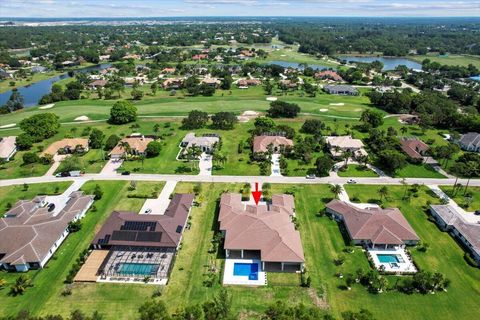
(440, 186), (480, 210)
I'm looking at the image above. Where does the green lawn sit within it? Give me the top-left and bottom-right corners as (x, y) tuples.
(440, 186), (480, 210)
(411, 54), (480, 69)
(55, 149), (108, 174)
(395, 163), (446, 179)
(337, 164), (378, 177)
(0, 182), (72, 214)
(0, 181), (164, 319)
(0, 151), (51, 179)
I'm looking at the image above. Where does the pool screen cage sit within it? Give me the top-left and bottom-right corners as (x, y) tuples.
(98, 246), (175, 279)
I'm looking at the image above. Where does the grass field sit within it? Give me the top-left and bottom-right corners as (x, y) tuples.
(0, 181), (164, 319)
(411, 54), (480, 69)
(337, 164), (378, 177)
(439, 186), (480, 210)
(395, 163), (446, 179)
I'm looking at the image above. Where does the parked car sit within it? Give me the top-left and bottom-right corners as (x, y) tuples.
(55, 171), (71, 177)
(347, 179), (357, 184)
(121, 171), (131, 175)
(306, 174), (316, 179)
(475, 210), (480, 216)
(47, 203), (55, 212)
(144, 208), (152, 214)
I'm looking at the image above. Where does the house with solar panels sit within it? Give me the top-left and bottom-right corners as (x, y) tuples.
(87, 193), (194, 284)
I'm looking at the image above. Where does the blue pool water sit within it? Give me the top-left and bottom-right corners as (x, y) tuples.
(118, 263), (159, 276)
(470, 76), (480, 81)
(233, 263), (259, 280)
(377, 254), (400, 263)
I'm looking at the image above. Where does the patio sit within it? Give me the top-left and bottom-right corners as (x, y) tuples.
(223, 259), (267, 286)
(367, 248), (417, 274)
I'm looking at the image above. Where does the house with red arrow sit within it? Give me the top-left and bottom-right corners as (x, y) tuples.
(218, 193), (305, 275)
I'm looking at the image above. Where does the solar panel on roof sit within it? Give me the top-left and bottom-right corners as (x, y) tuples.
(121, 221), (157, 231)
(111, 230), (137, 241)
(136, 231), (162, 242)
(175, 225), (183, 233)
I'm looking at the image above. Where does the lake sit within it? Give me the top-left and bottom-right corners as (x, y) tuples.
(0, 63), (112, 108)
(340, 56), (422, 71)
(265, 60), (335, 70)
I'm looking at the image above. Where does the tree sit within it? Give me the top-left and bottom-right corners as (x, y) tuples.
(138, 300), (171, 320)
(377, 150), (407, 173)
(68, 219), (82, 232)
(300, 119), (325, 135)
(22, 152), (39, 164)
(104, 134), (121, 151)
(93, 184), (103, 200)
(221, 75), (233, 90)
(150, 82), (158, 95)
(146, 141), (162, 157)
(131, 88), (144, 100)
(254, 117), (276, 131)
(89, 129), (105, 149)
(181, 110), (209, 129)
(19, 113), (60, 142)
(330, 184), (343, 199)
(3, 89), (24, 112)
(15, 133), (33, 150)
(360, 109), (384, 129)
(378, 186), (389, 201)
(109, 100), (137, 124)
(9, 274), (32, 296)
(342, 309), (376, 320)
(315, 155), (334, 177)
(267, 101), (301, 118)
(211, 112), (238, 130)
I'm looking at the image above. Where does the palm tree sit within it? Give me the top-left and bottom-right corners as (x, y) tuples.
(463, 162), (479, 195)
(330, 184), (343, 199)
(119, 141), (131, 157)
(9, 275), (31, 296)
(401, 178), (408, 200)
(400, 126), (408, 135)
(343, 150), (352, 167)
(379, 186), (389, 201)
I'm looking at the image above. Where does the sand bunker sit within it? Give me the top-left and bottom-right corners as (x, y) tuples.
(74, 116), (90, 121)
(266, 97), (278, 101)
(39, 103), (55, 109)
(237, 110), (260, 123)
(319, 109), (329, 112)
(329, 103), (345, 106)
(0, 123), (16, 129)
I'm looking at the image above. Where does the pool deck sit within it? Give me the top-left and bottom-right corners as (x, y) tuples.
(368, 248), (417, 274)
(223, 259), (267, 286)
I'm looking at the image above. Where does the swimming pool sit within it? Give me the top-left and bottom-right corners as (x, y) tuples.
(118, 263), (159, 276)
(377, 254), (400, 263)
(233, 262), (259, 280)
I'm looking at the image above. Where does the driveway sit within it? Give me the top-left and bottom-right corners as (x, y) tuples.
(139, 180), (178, 215)
(44, 154), (68, 176)
(198, 153), (213, 176)
(100, 159), (123, 175)
(271, 154), (282, 177)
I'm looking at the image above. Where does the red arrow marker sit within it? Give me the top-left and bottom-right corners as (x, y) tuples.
(251, 182), (262, 205)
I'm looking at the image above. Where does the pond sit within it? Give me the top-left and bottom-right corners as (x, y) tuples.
(340, 56), (422, 71)
(0, 63), (112, 108)
(265, 60), (335, 70)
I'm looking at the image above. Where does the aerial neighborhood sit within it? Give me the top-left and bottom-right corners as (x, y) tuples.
(0, 10), (479, 320)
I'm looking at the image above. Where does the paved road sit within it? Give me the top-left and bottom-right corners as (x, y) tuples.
(1, 173), (479, 188)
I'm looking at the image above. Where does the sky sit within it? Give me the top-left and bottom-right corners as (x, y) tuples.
(0, 0), (479, 18)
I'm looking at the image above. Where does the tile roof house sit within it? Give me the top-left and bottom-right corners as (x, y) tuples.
(326, 200), (419, 249)
(315, 70), (344, 82)
(109, 135), (154, 159)
(459, 132), (480, 152)
(180, 133), (219, 153)
(201, 77), (221, 87)
(430, 205), (480, 265)
(253, 136), (294, 154)
(0, 191), (94, 272)
(92, 194), (194, 250)
(0, 136), (17, 161)
(325, 136), (368, 158)
(89, 79), (108, 89)
(399, 137), (430, 160)
(324, 85), (359, 96)
(162, 78), (183, 89)
(219, 193), (305, 272)
(42, 138), (89, 156)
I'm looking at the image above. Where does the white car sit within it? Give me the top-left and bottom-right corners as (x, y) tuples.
(347, 179), (357, 184)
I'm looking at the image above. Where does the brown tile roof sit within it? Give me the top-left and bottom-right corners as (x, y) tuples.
(315, 70), (343, 81)
(400, 137), (429, 159)
(92, 194), (194, 249)
(325, 200), (419, 245)
(42, 138), (89, 156)
(253, 136), (294, 153)
(219, 193), (304, 263)
(0, 191), (94, 266)
(110, 136), (154, 157)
